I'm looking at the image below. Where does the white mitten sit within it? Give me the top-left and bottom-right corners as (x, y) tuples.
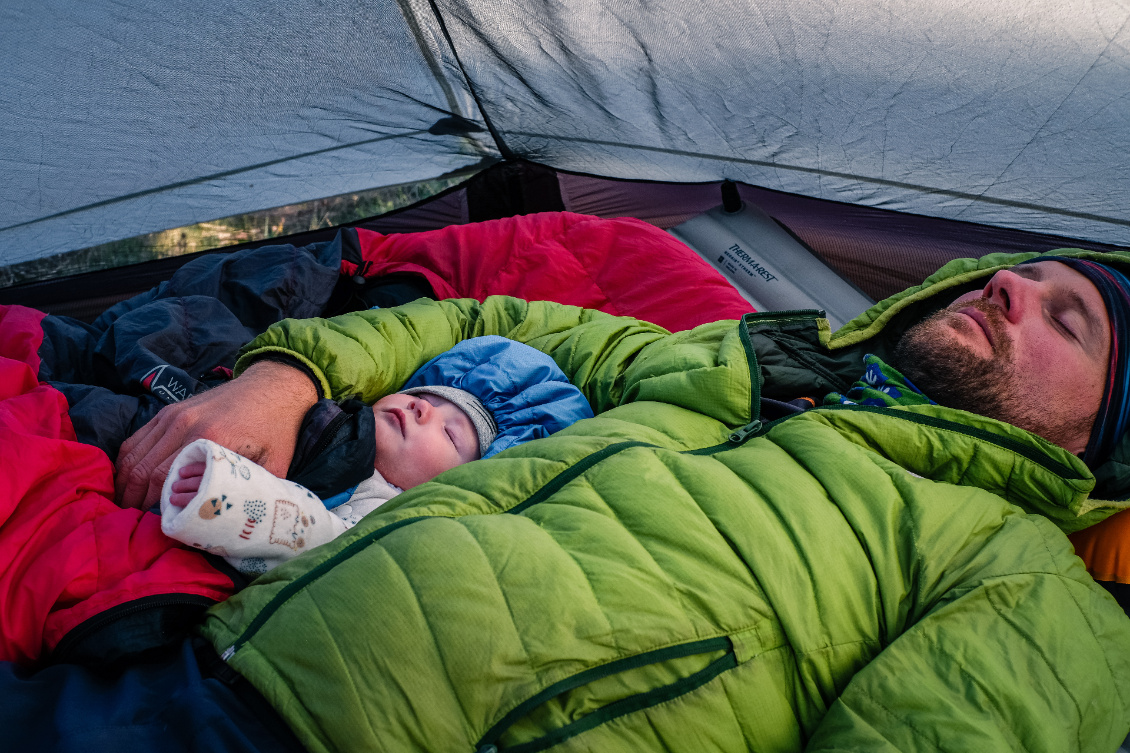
(160, 439), (347, 575)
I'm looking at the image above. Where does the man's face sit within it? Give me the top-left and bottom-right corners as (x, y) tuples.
(372, 392), (480, 489)
(892, 260), (1111, 455)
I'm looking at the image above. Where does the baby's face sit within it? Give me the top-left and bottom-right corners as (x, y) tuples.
(371, 392), (479, 489)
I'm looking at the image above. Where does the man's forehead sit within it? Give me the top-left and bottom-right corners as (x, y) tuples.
(1019, 259), (1106, 297)
(1017, 259), (1081, 279)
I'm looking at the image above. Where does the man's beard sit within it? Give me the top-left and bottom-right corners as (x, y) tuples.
(891, 299), (1087, 450)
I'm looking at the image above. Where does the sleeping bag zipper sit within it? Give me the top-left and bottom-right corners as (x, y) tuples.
(51, 594), (218, 665)
(724, 310), (824, 447)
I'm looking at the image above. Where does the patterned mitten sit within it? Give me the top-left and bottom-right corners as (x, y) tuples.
(160, 439), (348, 575)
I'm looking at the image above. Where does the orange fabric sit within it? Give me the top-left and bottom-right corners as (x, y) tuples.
(1070, 509), (1130, 585)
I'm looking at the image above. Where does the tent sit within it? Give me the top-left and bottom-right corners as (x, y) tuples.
(2, 3), (1130, 748)
(2, 0), (1130, 316)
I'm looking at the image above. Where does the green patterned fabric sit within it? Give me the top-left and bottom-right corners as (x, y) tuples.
(199, 287), (1130, 753)
(824, 354), (935, 408)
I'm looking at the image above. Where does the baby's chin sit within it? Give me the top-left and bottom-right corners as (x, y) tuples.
(372, 461), (426, 491)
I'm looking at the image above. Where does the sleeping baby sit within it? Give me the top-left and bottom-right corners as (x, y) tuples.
(159, 336), (593, 575)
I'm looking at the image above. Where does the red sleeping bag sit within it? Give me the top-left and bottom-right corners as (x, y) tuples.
(350, 213), (753, 331)
(0, 306), (236, 665)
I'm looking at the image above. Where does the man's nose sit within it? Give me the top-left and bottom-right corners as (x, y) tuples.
(985, 269), (1038, 322)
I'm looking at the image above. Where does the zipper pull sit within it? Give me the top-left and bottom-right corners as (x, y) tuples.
(476, 746), (499, 753)
(728, 420), (762, 444)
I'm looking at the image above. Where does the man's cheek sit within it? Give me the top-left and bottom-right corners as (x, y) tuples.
(951, 289), (983, 306)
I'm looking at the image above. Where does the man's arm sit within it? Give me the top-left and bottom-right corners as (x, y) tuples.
(234, 296), (668, 408)
(118, 295), (751, 508)
(117, 296), (627, 510)
(115, 360), (319, 509)
(236, 295), (750, 423)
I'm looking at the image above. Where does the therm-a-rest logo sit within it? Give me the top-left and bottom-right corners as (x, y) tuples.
(140, 364), (190, 403)
(721, 243), (779, 283)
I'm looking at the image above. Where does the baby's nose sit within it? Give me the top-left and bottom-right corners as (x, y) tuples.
(411, 397), (433, 422)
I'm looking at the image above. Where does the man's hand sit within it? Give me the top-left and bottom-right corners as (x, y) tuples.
(115, 360), (320, 510)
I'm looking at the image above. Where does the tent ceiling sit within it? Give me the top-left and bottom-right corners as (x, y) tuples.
(3, 0), (1129, 267)
(0, 0), (496, 264)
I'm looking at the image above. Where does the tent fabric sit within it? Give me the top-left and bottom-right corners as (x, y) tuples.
(0, 0), (494, 266)
(3, 0), (1130, 270)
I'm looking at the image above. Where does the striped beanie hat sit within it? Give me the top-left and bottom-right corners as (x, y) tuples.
(1025, 256), (1130, 466)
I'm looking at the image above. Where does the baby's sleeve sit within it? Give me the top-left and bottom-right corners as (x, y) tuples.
(160, 439), (349, 576)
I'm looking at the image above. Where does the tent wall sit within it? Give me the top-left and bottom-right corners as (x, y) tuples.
(3, 0), (1130, 272)
(438, 0), (1130, 244)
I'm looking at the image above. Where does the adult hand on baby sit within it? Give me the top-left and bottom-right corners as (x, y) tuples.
(114, 360), (320, 510)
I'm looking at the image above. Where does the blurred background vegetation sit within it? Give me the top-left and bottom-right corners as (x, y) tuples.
(0, 174), (470, 288)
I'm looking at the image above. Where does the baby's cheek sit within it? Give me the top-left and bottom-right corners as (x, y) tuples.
(420, 449), (463, 485)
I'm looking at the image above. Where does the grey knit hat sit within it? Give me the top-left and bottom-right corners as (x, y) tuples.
(399, 386), (498, 457)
